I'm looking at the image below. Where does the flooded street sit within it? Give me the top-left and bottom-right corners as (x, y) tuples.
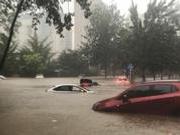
(0, 78), (180, 135)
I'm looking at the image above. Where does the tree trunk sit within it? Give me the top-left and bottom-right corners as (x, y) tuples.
(153, 72), (156, 80)
(160, 71), (163, 80)
(0, 0), (24, 73)
(112, 65), (116, 77)
(168, 74), (171, 79)
(142, 69), (146, 82)
(104, 63), (107, 79)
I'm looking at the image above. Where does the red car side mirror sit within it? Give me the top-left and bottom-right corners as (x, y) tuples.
(122, 94), (129, 103)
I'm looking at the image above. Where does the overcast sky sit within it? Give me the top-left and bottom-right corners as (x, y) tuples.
(102, 0), (148, 15)
(102, 0), (177, 15)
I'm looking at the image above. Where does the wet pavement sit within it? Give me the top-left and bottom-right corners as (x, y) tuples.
(0, 78), (180, 135)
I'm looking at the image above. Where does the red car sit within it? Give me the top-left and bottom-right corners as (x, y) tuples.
(92, 80), (180, 115)
(80, 78), (99, 87)
(114, 76), (130, 86)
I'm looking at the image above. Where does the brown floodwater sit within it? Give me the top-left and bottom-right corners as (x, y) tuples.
(0, 77), (180, 135)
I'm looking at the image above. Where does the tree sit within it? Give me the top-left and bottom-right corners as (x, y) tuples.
(18, 33), (53, 77)
(0, 33), (19, 76)
(128, 1), (149, 81)
(82, 3), (125, 78)
(129, 0), (180, 81)
(0, 10), (20, 75)
(0, 0), (91, 73)
(56, 50), (89, 77)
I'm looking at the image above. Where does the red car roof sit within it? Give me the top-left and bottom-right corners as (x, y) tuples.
(132, 80), (180, 88)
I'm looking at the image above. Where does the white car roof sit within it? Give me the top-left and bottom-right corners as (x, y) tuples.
(53, 84), (80, 87)
(46, 84), (94, 93)
(0, 75), (6, 80)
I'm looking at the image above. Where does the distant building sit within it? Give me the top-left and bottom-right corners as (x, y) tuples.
(73, 1), (89, 50)
(17, 0), (102, 55)
(73, 0), (102, 49)
(17, 15), (72, 55)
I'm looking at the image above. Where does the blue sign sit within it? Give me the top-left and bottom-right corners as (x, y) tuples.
(127, 64), (133, 70)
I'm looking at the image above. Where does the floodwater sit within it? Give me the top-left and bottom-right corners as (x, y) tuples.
(0, 78), (180, 135)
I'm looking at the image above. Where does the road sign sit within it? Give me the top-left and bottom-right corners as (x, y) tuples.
(127, 64), (133, 70)
(127, 64), (133, 83)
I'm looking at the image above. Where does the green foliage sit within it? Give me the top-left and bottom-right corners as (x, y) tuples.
(1, 0), (180, 80)
(82, 3), (126, 77)
(57, 50), (89, 77)
(20, 53), (44, 76)
(0, 33), (18, 76)
(18, 33), (53, 77)
(128, 0), (180, 81)
(79, 0), (180, 80)
(0, 0), (91, 72)
(0, 6), (20, 75)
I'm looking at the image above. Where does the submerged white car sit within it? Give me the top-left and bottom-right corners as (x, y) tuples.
(46, 84), (94, 94)
(35, 74), (44, 79)
(0, 75), (6, 80)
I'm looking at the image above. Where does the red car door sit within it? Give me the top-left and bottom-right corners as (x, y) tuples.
(128, 95), (174, 115)
(139, 84), (176, 115)
(117, 85), (151, 113)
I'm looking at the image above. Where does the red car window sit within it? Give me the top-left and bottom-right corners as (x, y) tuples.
(125, 85), (151, 98)
(152, 84), (177, 95)
(120, 83), (178, 100)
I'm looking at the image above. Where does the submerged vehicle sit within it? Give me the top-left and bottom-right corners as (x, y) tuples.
(0, 75), (6, 80)
(115, 76), (130, 86)
(47, 84), (94, 94)
(80, 78), (100, 87)
(93, 80), (180, 115)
